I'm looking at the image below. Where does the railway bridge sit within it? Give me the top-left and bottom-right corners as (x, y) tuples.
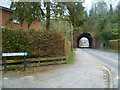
(73, 31), (97, 48)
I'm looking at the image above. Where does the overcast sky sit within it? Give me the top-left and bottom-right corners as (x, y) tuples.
(0, 0), (119, 11)
(83, 0), (119, 11)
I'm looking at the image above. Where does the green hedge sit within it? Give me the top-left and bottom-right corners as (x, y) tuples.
(109, 39), (120, 50)
(2, 29), (66, 58)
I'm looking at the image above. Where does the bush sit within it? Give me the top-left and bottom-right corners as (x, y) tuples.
(28, 28), (35, 33)
(73, 27), (81, 31)
(2, 29), (31, 53)
(109, 39), (120, 50)
(2, 29), (66, 58)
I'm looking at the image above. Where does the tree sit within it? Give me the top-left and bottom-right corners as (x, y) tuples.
(10, 2), (26, 27)
(45, 2), (51, 31)
(84, 1), (119, 48)
(65, 2), (86, 28)
(24, 2), (44, 28)
(44, 2), (86, 28)
(8, 2), (44, 29)
(109, 4), (113, 14)
(101, 29), (119, 40)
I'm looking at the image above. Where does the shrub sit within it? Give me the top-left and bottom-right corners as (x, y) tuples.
(2, 29), (67, 58)
(73, 27), (81, 31)
(109, 39), (120, 50)
(2, 29), (32, 59)
(30, 31), (65, 57)
(28, 28), (35, 33)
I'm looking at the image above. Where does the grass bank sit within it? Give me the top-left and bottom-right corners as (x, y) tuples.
(98, 48), (119, 53)
(67, 51), (75, 64)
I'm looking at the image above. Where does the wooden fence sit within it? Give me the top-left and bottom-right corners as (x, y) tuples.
(1, 56), (67, 72)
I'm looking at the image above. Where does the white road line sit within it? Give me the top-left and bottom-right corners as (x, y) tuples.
(91, 50), (118, 59)
(4, 77), (8, 79)
(86, 50), (118, 63)
(115, 76), (120, 79)
(28, 76), (33, 78)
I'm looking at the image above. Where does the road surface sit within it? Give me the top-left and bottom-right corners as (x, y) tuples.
(1, 48), (119, 88)
(83, 48), (118, 72)
(82, 48), (119, 88)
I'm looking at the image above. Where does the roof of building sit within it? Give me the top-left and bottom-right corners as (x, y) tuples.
(0, 6), (13, 12)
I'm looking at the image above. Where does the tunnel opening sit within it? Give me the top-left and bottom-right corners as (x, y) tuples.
(77, 33), (93, 48)
(79, 37), (89, 48)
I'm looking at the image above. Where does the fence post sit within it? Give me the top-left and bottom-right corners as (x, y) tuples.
(24, 56), (26, 71)
(4, 57), (6, 73)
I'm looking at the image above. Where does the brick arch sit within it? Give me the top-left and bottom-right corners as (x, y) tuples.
(73, 31), (96, 48)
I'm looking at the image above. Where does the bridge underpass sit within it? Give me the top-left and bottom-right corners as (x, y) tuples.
(77, 33), (93, 48)
(73, 31), (96, 48)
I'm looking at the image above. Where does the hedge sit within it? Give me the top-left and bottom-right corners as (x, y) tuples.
(2, 29), (67, 58)
(109, 39), (120, 50)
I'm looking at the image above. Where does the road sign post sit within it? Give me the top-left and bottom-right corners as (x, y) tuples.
(4, 57), (6, 73)
(2, 52), (28, 72)
(24, 55), (26, 71)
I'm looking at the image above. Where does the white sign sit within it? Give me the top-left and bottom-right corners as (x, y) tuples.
(2, 52), (28, 57)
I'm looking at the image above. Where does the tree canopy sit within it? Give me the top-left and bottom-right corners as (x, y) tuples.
(7, 2), (44, 28)
(82, 1), (119, 47)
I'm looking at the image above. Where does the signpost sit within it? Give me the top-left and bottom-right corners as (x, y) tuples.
(2, 52), (28, 72)
(2, 52), (28, 57)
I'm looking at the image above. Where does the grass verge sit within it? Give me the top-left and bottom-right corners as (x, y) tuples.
(98, 48), (119, 53)
(73, 48), (76, 51)
(67, 51), (75, 64)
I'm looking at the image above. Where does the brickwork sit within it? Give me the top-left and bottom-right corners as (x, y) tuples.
(0, 7), (41, 31)
(73, 31), (96, 48)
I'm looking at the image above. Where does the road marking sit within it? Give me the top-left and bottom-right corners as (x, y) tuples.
(116, 76), (120, 79)
(4, 77), (8, 79)
(86, 50), (118, 63)
(28, 76), (33, 78)
(87, 49), (118, 59)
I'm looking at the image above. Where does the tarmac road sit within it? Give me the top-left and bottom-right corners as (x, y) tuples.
(83, 48), (118, 72)
(83, 48), (119, 88)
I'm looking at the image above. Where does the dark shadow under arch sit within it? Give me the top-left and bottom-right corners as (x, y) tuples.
(77, 33), (93, 48)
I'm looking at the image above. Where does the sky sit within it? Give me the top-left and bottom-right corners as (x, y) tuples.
(0, 0), (11, 8)
(83, 0), (92, 11)
(0, 0), (119, 11)
(83, 0), (119, 11)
